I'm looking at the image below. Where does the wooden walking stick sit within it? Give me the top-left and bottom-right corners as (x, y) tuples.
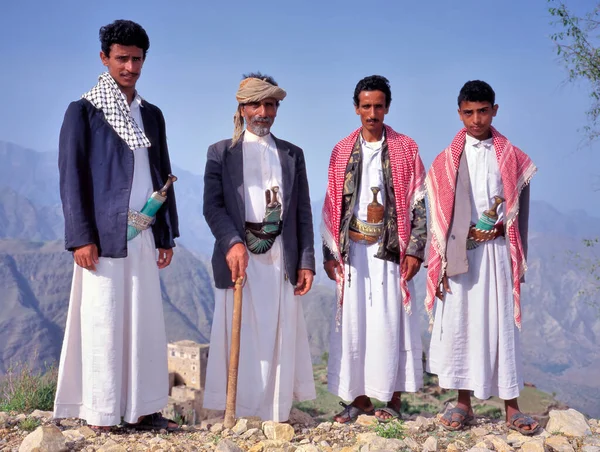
(224, 276), (245, 429)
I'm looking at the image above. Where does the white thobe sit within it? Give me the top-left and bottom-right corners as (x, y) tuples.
(327, 136), (423, 403)
(203, 130), (316, 422)
(427, 135), (523, 400)
(54, 96), (169, 426)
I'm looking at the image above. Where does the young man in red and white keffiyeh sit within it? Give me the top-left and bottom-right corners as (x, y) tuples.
(425, 81), (539, 435)
(321, 76), (427, 423)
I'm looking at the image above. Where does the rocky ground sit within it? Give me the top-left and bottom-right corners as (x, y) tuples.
(1, 407), (599, 452)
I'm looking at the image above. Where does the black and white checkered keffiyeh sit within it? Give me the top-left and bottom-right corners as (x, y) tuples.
(82, 72), (151, 150)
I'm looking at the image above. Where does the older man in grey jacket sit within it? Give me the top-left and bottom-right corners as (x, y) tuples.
(202, 72), (316, 422)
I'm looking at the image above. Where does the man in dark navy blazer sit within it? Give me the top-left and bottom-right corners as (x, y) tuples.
(53, 20), (179, 432)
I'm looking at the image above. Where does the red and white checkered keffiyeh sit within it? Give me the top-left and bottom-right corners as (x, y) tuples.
(321, 125), (426, 322)
(425, 127), (536, 329)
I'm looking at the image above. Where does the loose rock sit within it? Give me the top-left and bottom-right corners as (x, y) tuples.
(19, 424), (67, 452)
(546, 409), (592, 437)
(262, 421), (295, 441)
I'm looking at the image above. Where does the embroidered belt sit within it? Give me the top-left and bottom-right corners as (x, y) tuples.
(128, 209), (153, 233)
(348, 215), (383, 245)
(245, 221), (282, 254)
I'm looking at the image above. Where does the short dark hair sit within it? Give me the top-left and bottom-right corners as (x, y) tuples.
(458, 80), (495, 106)
(99, 20), (150, 58)
(353, 75), (392, 108)
(241, 72), (281, 106)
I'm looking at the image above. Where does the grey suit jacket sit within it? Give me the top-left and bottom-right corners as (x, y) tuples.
(203, 133), (315, 289)
(446, 152), (530, 279)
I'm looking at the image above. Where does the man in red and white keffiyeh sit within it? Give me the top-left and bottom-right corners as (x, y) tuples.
(321, 76), (427, 423)
(425, 81), (539, 435)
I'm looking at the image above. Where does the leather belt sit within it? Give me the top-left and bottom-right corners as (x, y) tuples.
(349, 215), (383, 245)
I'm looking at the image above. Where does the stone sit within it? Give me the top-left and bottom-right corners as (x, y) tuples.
(232, 418), (249, 435)
(200, 416), (225, 429)
(355, 415), (377, 427)
(506, 431), (538, 447)
(415, 415), (436, 432)
(243, 416), (263, 430)
(356, 432), (379, 444)
(468, 448), (494, 452)
(288, 408), (315, 427)
(447, 440), (468, 451)
(296, 445), (320, 452)
(485, 435), (514, 452)
(520, 440), (546, 452)
(361, 437), (406, 451)
(471, 427), (490, 437)
(249, 440), (295, 452)
(423, 436), (438, 451)
(97, 439), (128, 452)
(58, 418), (79, 428)
(216, 439), (245, 452)
(584, 437), (600, 447)
(77, 426), (97, 439)
(262, 421), (295, 441)
(241, 428), (260, 439)
(62, 428), (85, 442)
(19, 424), (67, 452)
(582, 447), (600, 452)
(29, 410), (53, 420)
(319, 441), (331, 448)
(474, 439), (494, 450)
(0, 412), (9, 428)
(317, 422), (333, 432)
(545, 435), (575, 452)
(403, 436), (420, 450)
(211, 423), (225, 433)
(546, 409), (592, 437)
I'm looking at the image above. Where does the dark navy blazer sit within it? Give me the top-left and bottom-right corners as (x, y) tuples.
(58, 98), (179, 257)
(203, 134), (315, 289)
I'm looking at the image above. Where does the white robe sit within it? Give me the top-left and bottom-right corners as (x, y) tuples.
(54, 97), (169, 426)
(327, 137), (423, 403)
(427, 135), (523, 400)
(203, 131), (316, 422)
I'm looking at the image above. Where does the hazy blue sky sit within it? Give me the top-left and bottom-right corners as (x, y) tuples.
(1, 0), (598, 214)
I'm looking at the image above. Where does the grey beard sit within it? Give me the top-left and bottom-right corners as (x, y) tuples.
(249, 124), (271, 136)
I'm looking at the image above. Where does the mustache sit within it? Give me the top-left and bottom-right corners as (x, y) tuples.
(366, 118), (379, 123)
(251, 117), (273, 124)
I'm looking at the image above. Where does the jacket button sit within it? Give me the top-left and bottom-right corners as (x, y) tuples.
(451, 235), (455, 239)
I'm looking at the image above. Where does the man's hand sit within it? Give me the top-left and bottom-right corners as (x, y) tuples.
(435, 274), (451, 300)
(157, 248), (173, 269)
(401, 255), (421, 282)
(295, 269), (314, 296)
(73, 243), (99, 271)
(226, 243), (248, 283)
(324, 259), (344, 282)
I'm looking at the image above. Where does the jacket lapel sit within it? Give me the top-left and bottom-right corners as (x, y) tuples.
(273, 135), (294, 217)
(225, 138), (245, 223)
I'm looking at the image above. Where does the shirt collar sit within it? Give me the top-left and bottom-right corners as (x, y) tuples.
(243, 129), (275, 146)
(360, 130), (385, 150)
(465, 133), (493, 150)
(130, 93), (144, 111)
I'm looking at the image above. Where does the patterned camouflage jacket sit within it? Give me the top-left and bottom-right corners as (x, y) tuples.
(323, 135), (426, 264)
